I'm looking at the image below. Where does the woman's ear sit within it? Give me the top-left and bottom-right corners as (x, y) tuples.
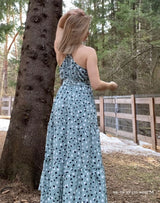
(83, 31), (89, 41)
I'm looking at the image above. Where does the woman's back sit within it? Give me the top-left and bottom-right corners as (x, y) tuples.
(59, 53), (90, 86)
(57, 44), (106, 90)
(58, 45), (89, 70)
(54, 8), (117, 91)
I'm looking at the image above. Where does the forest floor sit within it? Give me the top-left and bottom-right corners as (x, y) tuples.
(0, 152), (160, 203)
(0, 125), (160, 203)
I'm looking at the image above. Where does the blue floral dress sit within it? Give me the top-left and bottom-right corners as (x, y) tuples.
(38, 54), (108, 203)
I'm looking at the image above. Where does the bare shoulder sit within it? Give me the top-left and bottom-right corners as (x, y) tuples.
(83, 46), (97, 62)
(80, 45), (96, 54)
(78, 45), (97, 61)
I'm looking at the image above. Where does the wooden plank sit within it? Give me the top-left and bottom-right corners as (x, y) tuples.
(135, 98), (150, 104)
(0, 115), (11, 119)
(1, 98), (10, 102)
(117, 113), (132, 119)
(104, 98), (115, 104)
(95, 99), (100, 104)
(97, 112), (100, 116)
(137, 134), (152, 144)
(1, 107), (9, 110)
(149, 98), (157, 151)
(105, 127), (116, 134)
(117, 130), (133, 139)
(154, 97), (160, 104)
(156, 116), (160, 124)
(8, 96), (11, 116)
(136, 115), (150, 122)
(131, 95), (138, 144)
(104, 112), (115, 117)
(157, 139), (160, 146)
(116, 98), (131, 104)
(99, 97), (105, 133)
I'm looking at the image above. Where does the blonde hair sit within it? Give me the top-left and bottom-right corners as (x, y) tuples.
(58, 13), (91, 54)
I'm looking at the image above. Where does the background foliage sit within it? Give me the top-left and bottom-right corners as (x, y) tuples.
(0, 0), (28, 97)
(73, 0), (160, 96)
(0, 0), (160, 97)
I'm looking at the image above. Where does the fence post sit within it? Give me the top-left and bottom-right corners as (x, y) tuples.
(115, 96), (119, 135)
(11, 96), (14, 112)
(131, 95), (139, 145)
(0, 97), (2, 115)
(99, 96), (105, 133)
(8, 96), (12, 116)
(149, 97), (157, 151)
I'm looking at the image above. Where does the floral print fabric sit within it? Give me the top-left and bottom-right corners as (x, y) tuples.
(38, 55), (108, 202)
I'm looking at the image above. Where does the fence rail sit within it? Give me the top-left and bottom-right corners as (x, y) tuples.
(1, 95), (160, 151)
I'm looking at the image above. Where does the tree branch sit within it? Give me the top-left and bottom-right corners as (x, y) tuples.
(7, 32), (19, 54)
(106, 47), (152, 79)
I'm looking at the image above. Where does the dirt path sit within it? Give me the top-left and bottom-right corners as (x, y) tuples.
(102, 152), (160, 203)
(0, 152), (160, 203)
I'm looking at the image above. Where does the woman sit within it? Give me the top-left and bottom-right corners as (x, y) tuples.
(38, 9), (118, 202)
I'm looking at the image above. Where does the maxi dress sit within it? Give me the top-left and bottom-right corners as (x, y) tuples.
(38, 54), (108, 203)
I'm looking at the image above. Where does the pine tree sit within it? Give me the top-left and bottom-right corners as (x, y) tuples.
(0, 0), (62, 189)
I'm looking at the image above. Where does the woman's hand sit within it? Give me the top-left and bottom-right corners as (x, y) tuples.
(109, 81), (118, 91)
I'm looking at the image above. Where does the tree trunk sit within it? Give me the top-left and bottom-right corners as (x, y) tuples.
(14, 39), (18, 60)
(131, 2), (138, 94)
(101, 0), (105, 67)
(3, 12), (10, 94)
(19, 0), (23, 26)
(0, 0), (62, 190)
(110, 0), (117, 45)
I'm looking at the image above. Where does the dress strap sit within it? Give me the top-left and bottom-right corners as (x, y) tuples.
(66, 54), (72, 57)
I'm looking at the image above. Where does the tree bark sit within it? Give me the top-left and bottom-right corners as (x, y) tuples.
(0, 0), (62, 190)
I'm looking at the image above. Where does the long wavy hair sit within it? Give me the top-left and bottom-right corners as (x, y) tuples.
(58, 13), (91, 54)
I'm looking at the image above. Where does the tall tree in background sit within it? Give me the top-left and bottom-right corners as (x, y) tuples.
(0, 1), (14, 96)
(0, 0), (28, 98)
(0, 0), (62, 189)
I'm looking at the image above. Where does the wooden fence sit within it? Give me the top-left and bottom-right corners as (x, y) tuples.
(0, 96), (14, 117)
(1, 95), (160, 151)
(95, 95), (160, 151)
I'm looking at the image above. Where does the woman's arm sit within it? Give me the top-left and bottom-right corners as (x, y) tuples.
(57, 12), (71, 29)
(86, 47), (118, 91)
(58, 9), (85, 28)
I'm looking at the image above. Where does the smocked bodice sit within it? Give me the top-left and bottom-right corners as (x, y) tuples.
(59, 54), (90, 86)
